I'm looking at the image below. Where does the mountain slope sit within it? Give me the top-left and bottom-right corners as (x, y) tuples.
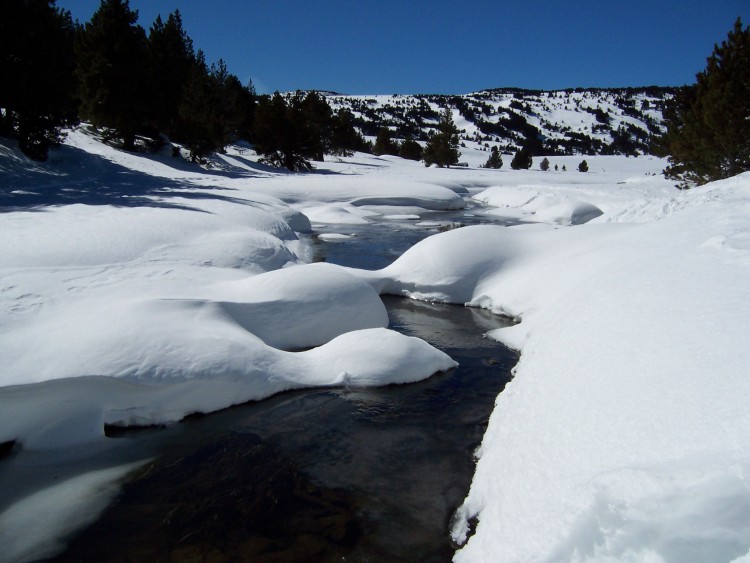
(322, 86), (673, 157)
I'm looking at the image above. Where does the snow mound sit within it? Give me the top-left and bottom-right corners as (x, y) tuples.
(476, 186), (604, 225)
(258, 175), (466, 211)
(317, 232), (353, 241)
(210, 262), (389, 350)
(300, 203), (375, 225)
(0, 325), (457, 447)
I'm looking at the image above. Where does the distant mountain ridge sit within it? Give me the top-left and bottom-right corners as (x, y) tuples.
(318, 86), (675, 156)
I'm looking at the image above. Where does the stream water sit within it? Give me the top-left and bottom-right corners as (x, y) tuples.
(41, 200), (519, 562)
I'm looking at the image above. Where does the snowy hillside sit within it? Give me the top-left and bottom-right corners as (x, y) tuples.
(1, 127), (750, 562)
(323, 86), (672, 156)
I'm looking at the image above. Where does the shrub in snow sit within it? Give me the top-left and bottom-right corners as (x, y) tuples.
(510, 148), (532, 170)
(483, 146), (503, 169)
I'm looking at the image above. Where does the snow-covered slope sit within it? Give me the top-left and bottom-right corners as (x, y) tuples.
(323, 86), (671, 156)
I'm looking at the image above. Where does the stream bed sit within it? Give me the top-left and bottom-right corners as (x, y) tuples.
(45, 203), (519, 562)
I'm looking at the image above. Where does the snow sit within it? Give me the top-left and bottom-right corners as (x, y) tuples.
(353, 174), (750, 562)
(2, 128), (750, 562)
(343, 161), (750, 561)
(317, 232), (353, 241)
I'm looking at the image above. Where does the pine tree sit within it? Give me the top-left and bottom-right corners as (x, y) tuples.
(0, 0), (77, 160)
(209, 59), (245, 147)
(540, 157), (550, 171)
(483, 146), (503, 169)
(330, 108), (366, 156)
(373, 127), (399, 156)
(399, 138), (423, 161)
(176, 51), (218, 160)
(659, 18), (750, 186)
(253, 92), (312, 172)
(148, 10), (195, 137)
(176, 54), (247, 161)
(294, 91), (333, 161)
(423, 108), (460, 167)
(75, 0), (152, 150)
(234, 80), (257, 142)
(510, 148), (532, 170)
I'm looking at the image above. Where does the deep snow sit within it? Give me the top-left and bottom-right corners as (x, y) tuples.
(2, 128), (750, 562)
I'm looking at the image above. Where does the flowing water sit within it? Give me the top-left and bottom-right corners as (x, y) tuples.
(40, 200), (519, 562)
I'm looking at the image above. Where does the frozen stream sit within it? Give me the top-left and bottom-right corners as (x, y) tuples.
(17, 201), (520, 562)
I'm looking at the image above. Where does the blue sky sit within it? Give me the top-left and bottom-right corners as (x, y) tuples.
(59, 0), (750, 95)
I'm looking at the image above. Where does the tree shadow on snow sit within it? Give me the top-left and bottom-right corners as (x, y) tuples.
(0, 143), (260, 213)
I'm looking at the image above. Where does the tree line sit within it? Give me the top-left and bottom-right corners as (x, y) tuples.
(8, 2), (745, 182)
(0, 0), (366, 170)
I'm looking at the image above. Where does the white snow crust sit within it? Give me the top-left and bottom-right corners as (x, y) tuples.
(2, 128), (750, 562)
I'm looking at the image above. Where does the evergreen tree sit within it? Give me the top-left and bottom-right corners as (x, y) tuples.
(578, 159), (589, 172)
(399, 138), (423, 161)
(540, 156), (550, 171)
(330, 108), (366, 156)
(423, 108), (460, 167)
(294, 91), (333, 161)
(483, 146), (503, 169)
(75, 0), (152, 150)
(209, 59), (245, 147)
(510, 147), (532, 170)
(176, 54), (248, 161)
(253, 92), (312, 172)
(659, 18), (750, 186)
(148, 10), (194, 137)
(373, 127), (399, 156)
(233, 79), (257, 142)
(0, 0), (77, 160)
(176, 51), (218, 160)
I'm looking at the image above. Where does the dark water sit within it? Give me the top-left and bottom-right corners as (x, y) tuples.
(49, 204), (518, 562)
(310, 201), (522, 270)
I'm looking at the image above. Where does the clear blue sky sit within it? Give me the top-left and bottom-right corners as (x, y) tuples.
(58, 0), (750, 95)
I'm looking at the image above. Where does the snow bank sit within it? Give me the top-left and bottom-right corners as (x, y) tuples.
(254, 175), (466, 211)
(0, 326), (456, 448)
(299, 203), (375, 225)
(354, 173), (750, 561)
(0, 133), (458, 441)
(476, 185), (603, 225)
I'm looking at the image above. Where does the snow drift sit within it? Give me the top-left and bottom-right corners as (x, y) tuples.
(350, 173), (750, 562)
